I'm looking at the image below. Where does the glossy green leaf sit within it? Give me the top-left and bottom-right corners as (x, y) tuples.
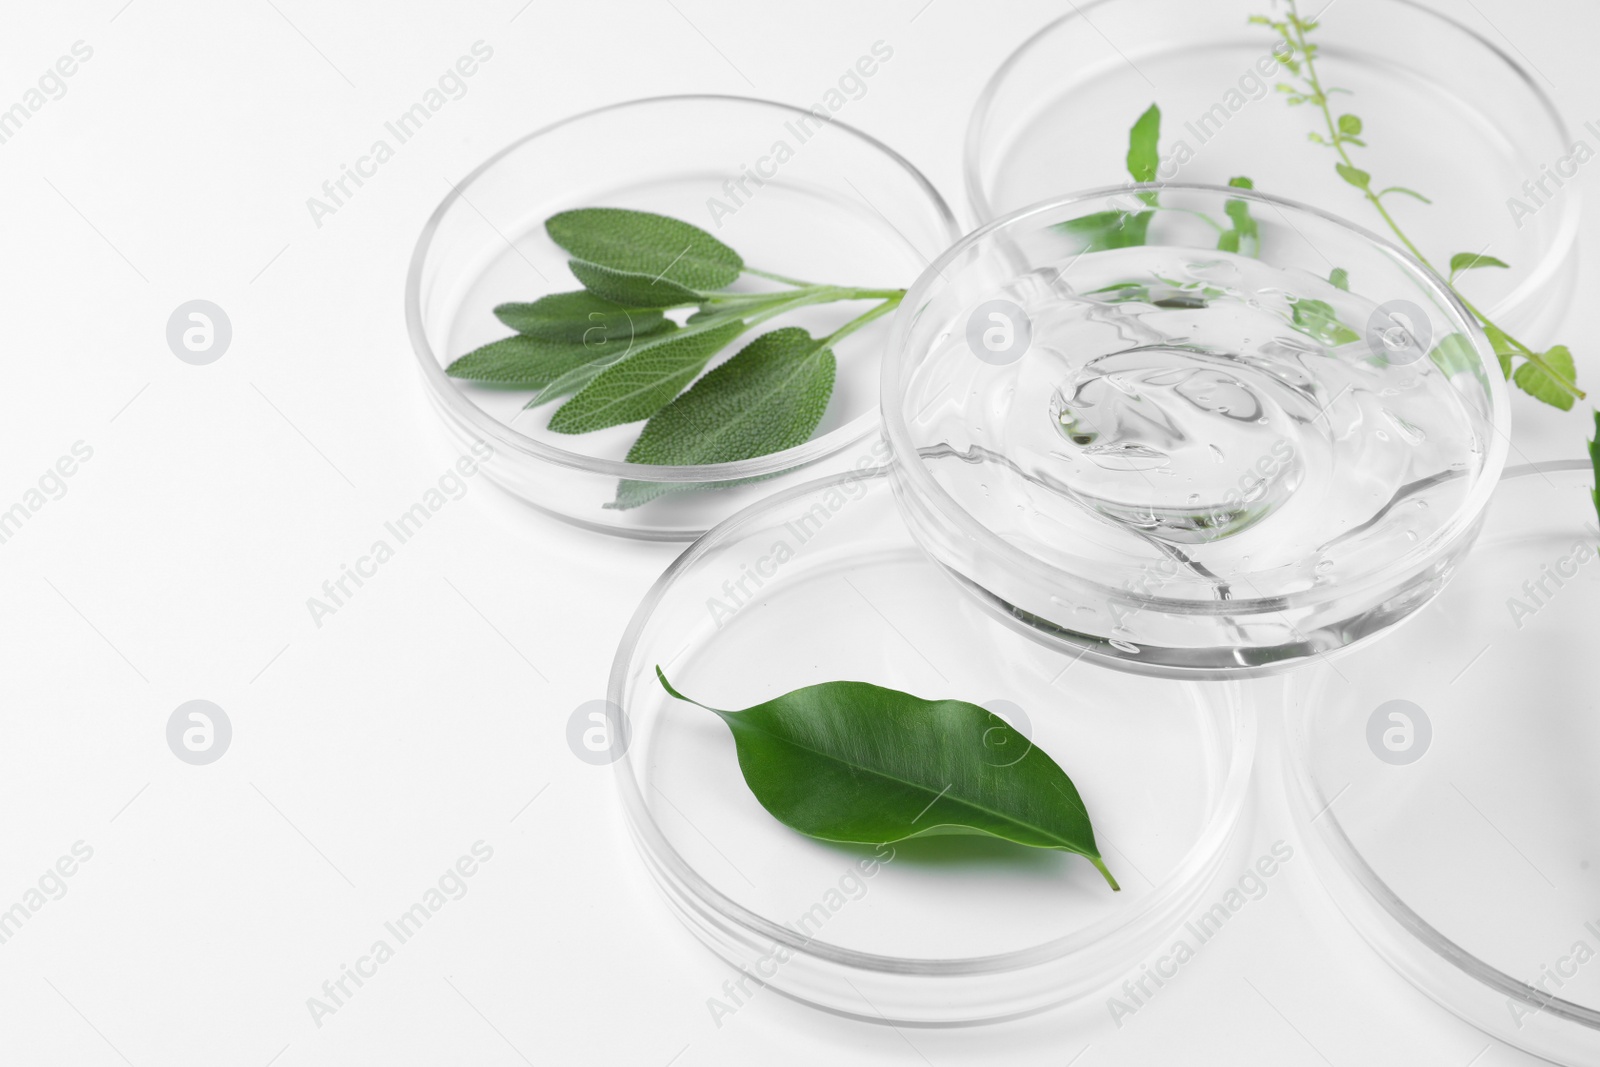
(1589, 411), (1599, 522)
(548, 319), (746, 433)
(547, 207), (743, 290)
(656, 668), (1118, 889)
(1513, 345), (1579, 411)
(494, 291), (668, 343)
(445, 334), (627, 389)
(1058, 210), (1154, 251)
(610, 327), (835, 509)
(1126, 104), (1161, 183)
(568, 259), (702, 309)
(1426, 332), (1486, 383)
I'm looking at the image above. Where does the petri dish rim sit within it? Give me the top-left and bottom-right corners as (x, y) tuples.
(961, 0), (1581, 327)
(607, 464), (1258, 982)
(880, 181), (1512, 621)
(1283, 458), (1600, 1038)
(404, 93), (959, 484)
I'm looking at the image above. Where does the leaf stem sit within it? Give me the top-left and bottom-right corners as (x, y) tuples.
(1282, 0), (1585, 402)
(744, 266), (818, 288)
(1090, 855), (1121, 892)
(820, 293), (904, 348)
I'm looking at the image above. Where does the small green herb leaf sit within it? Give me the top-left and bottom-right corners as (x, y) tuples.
(610, 328), (835, 509)
(1126, 103), (1161, 183)
(568, 259), (703, 309)
(1220, 179), (1260, 255)
(1335, 162), (1371, 190)
(1482, 322), (1517, 378)
(1448, 252), (1511, 278)
(1059, 210), (1154, 251)
(656, 668), (1118, 890)
(1589, 411), (1599, 524)
(1291, 297), (1360, 345)
(1513, 345), (1579, 411)
(1328, 267), (1350, 290)
(1427, 332), (1485, 383)
(548, 319), (746, 433)
(1337, 113), (1362, 136)
(493, 291), (668, 343)
(546, 207), (743, 290)
(446, 334), (626, 389)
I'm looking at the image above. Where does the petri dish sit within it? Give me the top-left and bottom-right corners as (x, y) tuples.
(609, 463), (1255, 1024)
(406, 95), (959, 540)
(1287, 461), (1600, 1065)
(882, 185), (1508, 678)
(966, 0), (1580, 339)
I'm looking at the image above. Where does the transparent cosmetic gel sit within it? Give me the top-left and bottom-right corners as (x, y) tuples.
(885, 187), (1508, 676)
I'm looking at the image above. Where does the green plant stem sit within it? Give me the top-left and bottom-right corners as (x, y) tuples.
(743, 266), (817, 287)
(1283, 0), (1585, 401)
(821, 293), (904, 348)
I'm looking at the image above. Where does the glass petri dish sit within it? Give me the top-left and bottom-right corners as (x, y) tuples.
(966, 0), (1580, 339)
(609, 463), (1255, 1024)
(883, 184), (1508, 677)
(406, 95), (959, 540)
(1287, 461), (1600, 1065)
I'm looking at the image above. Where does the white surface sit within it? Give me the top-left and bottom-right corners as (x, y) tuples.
(0, 1), (1592, 1063)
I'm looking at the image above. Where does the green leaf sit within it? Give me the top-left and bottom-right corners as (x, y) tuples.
(547, 319), (746, 433)
(1427, 332), (1487, 384)
(1220, 182), (1259, 256)
(546, 207), (743, 290)
(1126, 103), (1161, 183)
(1228, 176), (1254, 190)
(1058, 210), (1154, 251)
(1291, 297), (1360, 345)
(1328, 267), (1350, 290)
(1589, 411), (1599, 523)
(568, 259), (702, 309)
(1483, 322), (1517, 378)
(1335, 162), (1371, 190)
(1513, 345), (1579, 411)
(1449, 252), (1511, 277)
(1337, 113), (1363, 136)
(446, 334), (626, 389)
(493, 291), (668, 343)
(610, 328), (836, 509)
(655, 668), (1118, 890)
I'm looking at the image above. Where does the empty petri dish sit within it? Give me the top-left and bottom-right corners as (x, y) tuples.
(882, 185), (1508, 677)
(966, 0), (1580, 339)
(1287, 460), (1600, 1065)
(407, 95), (959, 540)
(609, 463), (1255, 1023)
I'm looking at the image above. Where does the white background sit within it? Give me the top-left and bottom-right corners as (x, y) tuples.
(0, 1), (1594, 1064)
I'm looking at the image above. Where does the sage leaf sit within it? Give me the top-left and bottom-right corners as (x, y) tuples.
(446, 334), (627, 389)
(569, 259), (703, 309)
(521, 326), (684, 409)
(547, 207), (743, 290)
(1126, 103), (1161, 183)
(656, 668), (1118, 890)
(548, 319), (746, 433)
(494, 291), (668, 343)
(1448, 252), (1511, 278)
(610, 328), (835, 509)
(1512, 345), (1578, 411)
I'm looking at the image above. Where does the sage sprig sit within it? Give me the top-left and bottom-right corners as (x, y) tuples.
(656, 667), (1120, 890)
(446, 207), (903, 508)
